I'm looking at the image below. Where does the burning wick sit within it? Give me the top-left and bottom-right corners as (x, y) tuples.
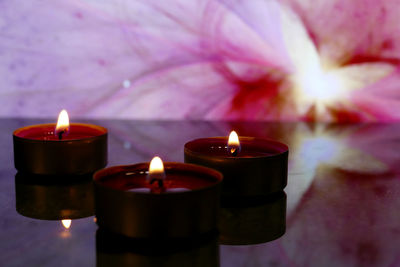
(58, 130), (65, 140)
(227, 131), (241, 156)
(55, 109), (69, 140)
(147, 156), (166, 193)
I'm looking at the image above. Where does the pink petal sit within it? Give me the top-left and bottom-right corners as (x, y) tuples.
(351, 68), (400, 121)
(283, 0), (400, 66)
(0, 0), (290, 119)
(284, 166), (400, 267)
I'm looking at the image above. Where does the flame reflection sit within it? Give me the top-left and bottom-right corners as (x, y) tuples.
(61, 219), (71, 229)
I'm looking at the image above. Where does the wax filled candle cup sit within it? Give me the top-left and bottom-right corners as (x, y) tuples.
(94, 157), (223, 239)
(13, 110), (107, 176)
(184, 131), (288, 198)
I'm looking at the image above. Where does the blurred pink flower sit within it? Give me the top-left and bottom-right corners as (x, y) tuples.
(281, 123), (400, 267)
(0, 0), (399, 121)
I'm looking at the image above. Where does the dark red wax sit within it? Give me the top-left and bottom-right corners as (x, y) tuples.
(14, 123), (105, 140)
(184, 137), (287, 158)
(95, 163), (221, 193)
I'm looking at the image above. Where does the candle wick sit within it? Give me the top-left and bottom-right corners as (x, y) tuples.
(58, 130), (64, 140)
(149, 178), (165, 192)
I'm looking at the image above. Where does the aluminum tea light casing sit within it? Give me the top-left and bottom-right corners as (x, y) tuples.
(94, 162), (223, 239)
(13, 123), (107, 176)
(184, 136), (288, 197)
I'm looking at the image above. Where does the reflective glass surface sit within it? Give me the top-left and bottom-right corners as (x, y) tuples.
(1, 118), (399, 266)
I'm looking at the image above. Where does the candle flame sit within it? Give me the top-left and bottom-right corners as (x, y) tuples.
(61, 219), (71, 229)
(147, 156), (166, 182)
(228, 131), (240, 146)
(56, 109), (70, 134)
(228, 131), (241, 155)
(148, 156), (165, 176)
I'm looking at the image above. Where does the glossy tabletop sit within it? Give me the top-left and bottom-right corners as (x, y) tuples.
(1, 118), (399, 267)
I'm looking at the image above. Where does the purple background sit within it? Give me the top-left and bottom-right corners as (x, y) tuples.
(1, 0), (400, 121)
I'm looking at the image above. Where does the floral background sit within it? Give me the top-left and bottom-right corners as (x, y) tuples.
(1, 0), (399, 122)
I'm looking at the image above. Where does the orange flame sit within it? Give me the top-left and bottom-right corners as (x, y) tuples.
(228, 131), (240, 155)
(228, 131), (239, 146)
(56, 109), (69, 134)
(148, 156), (165, 178)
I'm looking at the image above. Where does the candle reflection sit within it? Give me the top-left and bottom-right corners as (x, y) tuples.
(96, 229), (219, 267)
(15, 172), (94, 220)
(60, 219), (72, 238)
(219, 192), (287, 245)
(61, 219), (72, 229)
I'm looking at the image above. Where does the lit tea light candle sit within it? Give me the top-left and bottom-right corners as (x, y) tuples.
(13, 110), (107, 175)
(93, 157), (223, 239)
(184, 131), (288, 197)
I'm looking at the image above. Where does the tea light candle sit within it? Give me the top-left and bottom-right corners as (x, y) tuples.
(94, 157), (223, 239)
(184, 131), (288, 197)
(13, 110), (107, 175)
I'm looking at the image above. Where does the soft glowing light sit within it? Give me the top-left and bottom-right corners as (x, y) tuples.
(228, 131), (240, 155)
(298, 66), (343, 102)
(294, 125), (388, 176)
(56, 109), (70, 133)
(149, 156), (164, 174)
(281, 7), (350, 120)
(228, 131), (240, 147)
(147, 156), (166, 182)
(301, 136), (340, 166)
(123, 79), (131, 88)
(292, 54), (347, 118)
(61, 219), (71, 229)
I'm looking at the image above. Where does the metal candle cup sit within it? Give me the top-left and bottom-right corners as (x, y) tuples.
(184, 136), (288, 197)
(13, 123), (107, 175)
(94, 162), (223, 239)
